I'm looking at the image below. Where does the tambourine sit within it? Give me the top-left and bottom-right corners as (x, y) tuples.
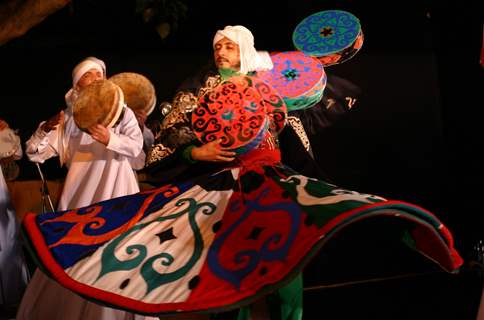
(192, 75), (286, 155)
(292, 10), (363, 67)
(257, 51), (326, 111)
(72, 79), (124, 131)
(109, 72), (157, 116)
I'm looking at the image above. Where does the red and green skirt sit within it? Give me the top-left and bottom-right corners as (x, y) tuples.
(22, 150), (462, 317)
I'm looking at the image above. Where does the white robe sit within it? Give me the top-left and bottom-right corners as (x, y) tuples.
(0, 132), (29, 307)
(25, 105), (143, 211)
(18, 106), (158, 320)
(129, 126), (154, 171)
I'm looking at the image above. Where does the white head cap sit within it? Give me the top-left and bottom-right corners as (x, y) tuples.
(71, 56), (106, 87)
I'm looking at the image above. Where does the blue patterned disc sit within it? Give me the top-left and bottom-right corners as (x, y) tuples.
(292, 10), (361, 57)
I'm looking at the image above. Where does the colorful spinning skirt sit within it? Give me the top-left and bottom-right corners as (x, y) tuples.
(21, 149), (462, 317)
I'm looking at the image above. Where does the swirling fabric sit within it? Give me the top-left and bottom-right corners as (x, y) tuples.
(22, 147), (462, 316)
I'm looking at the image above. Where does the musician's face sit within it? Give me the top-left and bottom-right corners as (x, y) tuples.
(214, 37), (240, 71)
(77, 68), (104, 90)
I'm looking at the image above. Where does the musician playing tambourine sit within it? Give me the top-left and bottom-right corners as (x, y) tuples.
(25, 57), (145, 211)
(18, 57), (157, 320)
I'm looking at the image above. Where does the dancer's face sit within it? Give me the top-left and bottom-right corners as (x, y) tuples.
(214, 37), (241, 71)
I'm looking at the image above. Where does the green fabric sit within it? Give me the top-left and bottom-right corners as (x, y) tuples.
(181, 144), (198, 164)
(237, 273), (303, 320)
(218, 68), (242, 80)
(237, 307), (251, 320)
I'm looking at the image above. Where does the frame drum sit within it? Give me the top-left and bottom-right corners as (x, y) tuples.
(109, 72), (157, 116)
(73, 79), (124, 131)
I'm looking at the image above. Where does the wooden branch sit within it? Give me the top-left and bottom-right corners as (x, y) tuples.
(0, 0), (70, 46)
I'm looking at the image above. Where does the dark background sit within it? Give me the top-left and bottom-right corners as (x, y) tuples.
(0, 0), (483, 318)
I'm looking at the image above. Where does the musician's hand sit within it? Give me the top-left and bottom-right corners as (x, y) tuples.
(88, 124), (110, 145)
(42, 111), (64, 132)
(134, 109), (147, 130)
(191, 139), (236, 162)
(0, 118), (9, 131)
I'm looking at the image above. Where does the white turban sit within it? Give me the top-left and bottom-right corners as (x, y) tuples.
(213, 25), (273, 74)
(65, 57), (106, 107)
(71, 57), (106, 87)
(83, 56), (106, 76)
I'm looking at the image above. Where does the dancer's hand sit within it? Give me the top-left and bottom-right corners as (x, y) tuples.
(191, 139), (236, 162)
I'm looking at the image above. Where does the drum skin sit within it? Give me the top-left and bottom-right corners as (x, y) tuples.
(73, 80), (124, 131)
(109, 72), (157, 116)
